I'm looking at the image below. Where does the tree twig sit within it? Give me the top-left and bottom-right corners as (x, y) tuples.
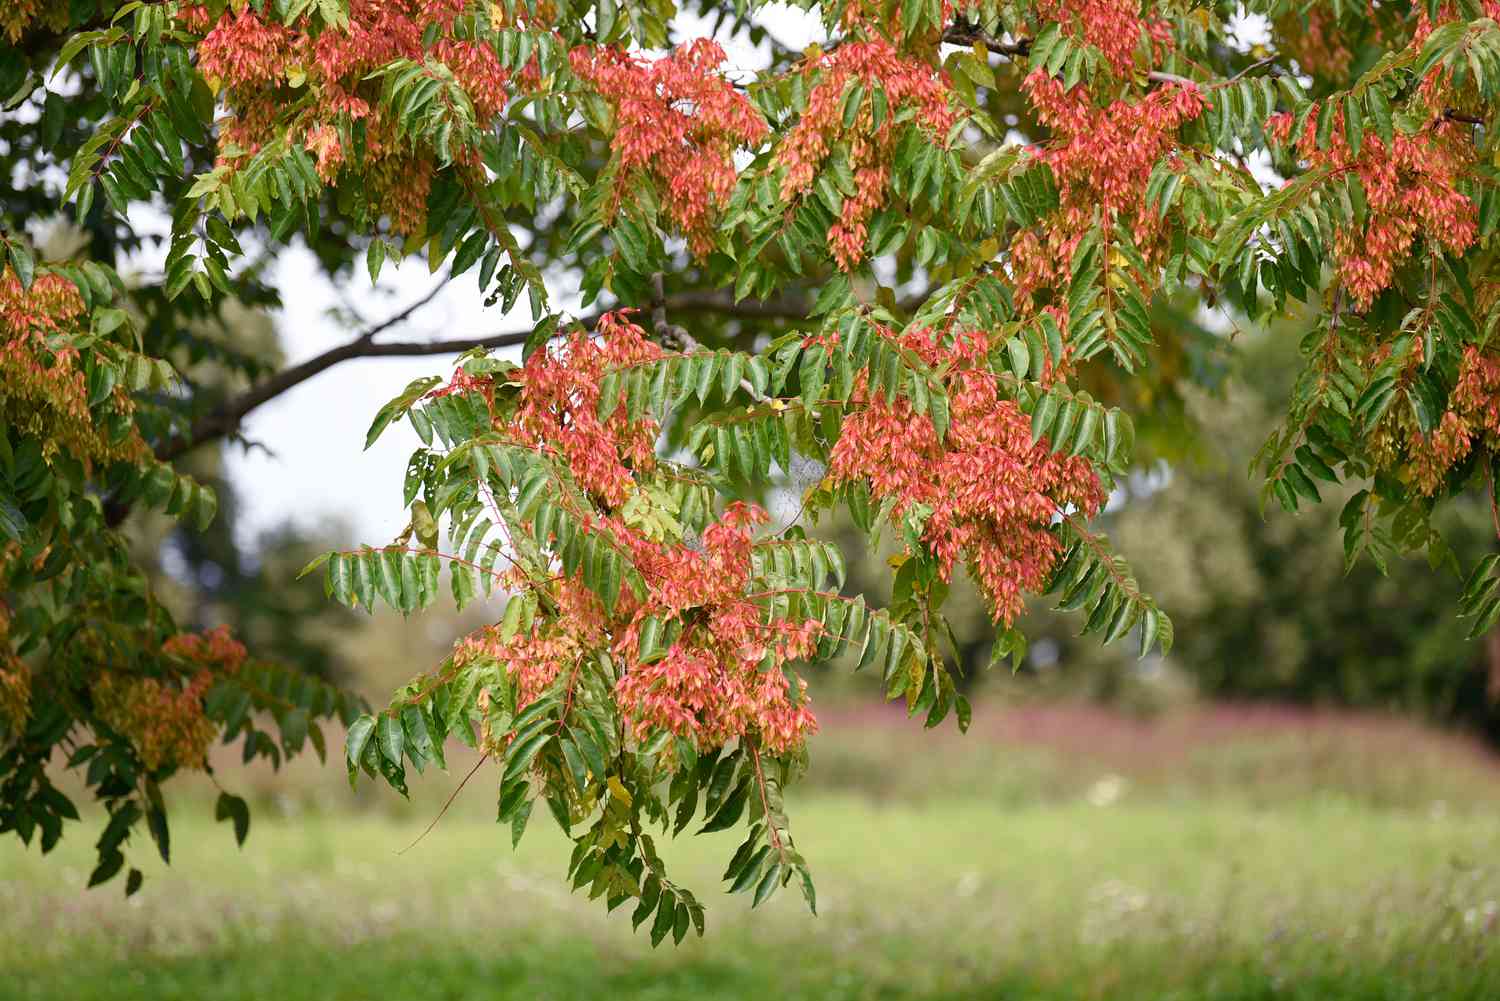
(397, 753), (489, 855)
(353, 279), (449, 343)
(1225, 55), (1278, 85)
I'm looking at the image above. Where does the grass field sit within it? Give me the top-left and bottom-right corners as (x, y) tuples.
(7, 704), (1500, 1000)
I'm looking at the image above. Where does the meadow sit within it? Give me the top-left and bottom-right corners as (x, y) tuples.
(6, 703), (1500, 1000)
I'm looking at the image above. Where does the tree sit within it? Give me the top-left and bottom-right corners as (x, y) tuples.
(1004, 324), (1500, 728)
(3, 0), (1499, 942)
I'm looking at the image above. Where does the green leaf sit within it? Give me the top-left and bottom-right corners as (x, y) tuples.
(0, 490), (27, 544)
(345, 714), (376, 787)
(214, 792), (250, 846)
(503, 728), (552, 783)
(649, 892), (675, 947)
(1030, 392), (1059, 444)
(377, 713), (404, 766)
(752, 863), (781, 908)
(451, 229), (488, 277)
(297, 552), (332, 580)
(7, 242), (35, 290)
(365, 376), (442, 450)
(637, 615), (666, 664)
(699, 780), (749, 833)
(366, 239), (387, 285)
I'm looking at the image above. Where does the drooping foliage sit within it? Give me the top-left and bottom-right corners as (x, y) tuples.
(3, 0), (1500, 941)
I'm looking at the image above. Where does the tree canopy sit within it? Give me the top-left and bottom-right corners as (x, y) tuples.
(3, 0), (1500, 941)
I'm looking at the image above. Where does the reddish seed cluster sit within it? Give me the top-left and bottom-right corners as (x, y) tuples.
(1012, 74), (1206, 311)
(92, 669), (220, 772)
(612, 502), (820, 754)
(2, 1), (68, 43)
(454, 502), (819, 756)
(1406, 411), (1472, 496)
(507, 312), (664, 508)
(450, 508), (818, 757)
(1368, 345), (1500, 495)
(570, 40), (768, 259)
(1033, 0), (1157, 77)
(1455, 346), (1500, 442)
(1, 269), (88, 419)
(1268, 107), (1477, 311)
(829, 326), (1105, 624)
(454, 577), (608, 749)
(1414, 2), (1500, 103)
(304, 122), (344, 181)
(777, 38), (958, 270)
(87, 625), (249, 770)
(195, 9), (296, 90)
(0, 659), (27, 735)
(0, 607), (29, 733)
(445, 312), (824, 755)
(1, 268), (143, 466)
(163, 624), (249, 674)
(185, 0), (523, 236)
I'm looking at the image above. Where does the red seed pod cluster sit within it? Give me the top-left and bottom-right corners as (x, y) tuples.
(0, 606), (29, 734)
(830, 326), (1106, 625)
(1012, 74), (1207, 314)
(1268, 107), (1476, 311)
(1033, 0), (1162, 77)
(91, 672), (221, 772)
(1406, 411), (1473, 497)
(1, 268), (144, 466)
(439, 315), (820, 755)
(508, 312), (665, 508)
(1455, 346), (1500, 444)
(162, 624), (250, 674)
(87, 626), (248, 772)
(186, 0), (529, 236)
(777, 38), (958, 270)
(611, 501), (820, 755)
(571, 40), (769, 259)
(1, 1), (67, 43)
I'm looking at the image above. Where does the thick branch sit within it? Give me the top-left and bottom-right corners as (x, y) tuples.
(157, 287), (819, 464)
(943, 25), (1204, 89)
(157, 282), (457, 462)
(158, 325), (545, 463)
(940, 24), (1030, 57)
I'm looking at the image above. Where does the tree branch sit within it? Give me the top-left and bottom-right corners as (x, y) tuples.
(941, 25), (1204, 89)
(350, 278), (449, 344)
(650, 272), (690, 349)
(157, 324), (548, 463)
(940, 24), (1030, 57)
(155, 282), (461, 462)
(650, 272), (774, 404)
(155, 286), (819, 465)
(1225, 55), (1279, 85)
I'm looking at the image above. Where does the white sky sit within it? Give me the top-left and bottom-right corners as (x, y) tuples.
(225, 248), (511, 547)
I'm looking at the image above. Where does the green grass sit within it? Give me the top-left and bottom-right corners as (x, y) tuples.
(7, 709), (1500, 999)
